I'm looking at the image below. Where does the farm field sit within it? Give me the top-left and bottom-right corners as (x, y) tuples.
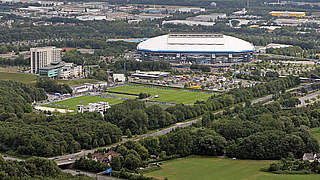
(43, 94), (135, 110)
(145, 156), (320, 180)
(107, 85), (215, 104)
(0, 72), (37, 84)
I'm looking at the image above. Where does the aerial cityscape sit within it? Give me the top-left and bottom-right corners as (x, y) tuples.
(2, 0), (320, 179)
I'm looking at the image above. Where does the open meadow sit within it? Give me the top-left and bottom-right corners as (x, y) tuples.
(107, 84), (215, 104)
(0, 72), (37, 84)
(145, 156), (320, 180)
(310, 127), (320, 143)
(43, 93), (135, 110)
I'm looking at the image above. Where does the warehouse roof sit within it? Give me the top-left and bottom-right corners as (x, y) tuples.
(137, 33), (255, 53)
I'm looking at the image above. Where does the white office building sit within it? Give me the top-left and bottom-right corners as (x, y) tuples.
(59, 63), (83, 79)
(77, 102), (110, 114)
(30, 46), (62, 74)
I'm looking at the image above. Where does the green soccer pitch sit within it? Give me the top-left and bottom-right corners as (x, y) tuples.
(107, 84), (216, 104)
(43, 94), (135, 110)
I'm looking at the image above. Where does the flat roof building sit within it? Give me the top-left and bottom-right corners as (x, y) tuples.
(77, 101), (110, 115)
(30, 46), (62, 74)
(131, 70), (170, 79)
(39, 61), (65, 78)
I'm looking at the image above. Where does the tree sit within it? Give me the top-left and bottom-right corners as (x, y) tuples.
(123, 153), (141, 170)
(126, 129), (132, 138)
(111, 156), (121, 171)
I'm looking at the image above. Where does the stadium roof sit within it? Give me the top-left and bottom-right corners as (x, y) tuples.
(137, 34), (255, 54)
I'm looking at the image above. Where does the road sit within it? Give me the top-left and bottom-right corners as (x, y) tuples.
(2, 156), (23, 162)
(298, 90), (320, 107)
(51, 90), (282, 166)
(62, 169), (120, 180)
(50, 117), (202, 165)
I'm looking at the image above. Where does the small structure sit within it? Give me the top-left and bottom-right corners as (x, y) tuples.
(269, 11), (306, 17)
(77, 101), (110, 114)
(303, 153), (315, 162)
(131, 70), (170, 80)
(113, 74), (126, 82)
(92, 151), (121, 163)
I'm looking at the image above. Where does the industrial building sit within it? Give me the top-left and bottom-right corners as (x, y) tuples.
(30, 46), (62, 74)
(269, 11), (306, 17)
(137, 33), (255, 64)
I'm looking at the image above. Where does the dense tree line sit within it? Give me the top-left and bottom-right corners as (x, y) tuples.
(0, 156), (92, 179)
(0, 112), (122, 157)
(0, 56), (29, 66)
(166, 76), (300, 122)
(0, 80), (46, 115)
(104, 76), (300, 135)
(112, 60), (171, 73)
(268, 156), (320, 174)
(74, 157), (110, 173)
(104, 100), (174, 134)
(209, 101), (320, 159)
(36, 77), (73, 94)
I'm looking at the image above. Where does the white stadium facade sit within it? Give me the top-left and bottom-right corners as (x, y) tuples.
(137, 33), (255, 64)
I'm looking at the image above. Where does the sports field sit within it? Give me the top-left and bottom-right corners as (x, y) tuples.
(107, 85), (215, 104)
(145, 156), (320, 180)
(43, 94), (135, 110)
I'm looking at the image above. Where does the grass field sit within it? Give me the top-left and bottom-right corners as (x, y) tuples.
(43, 94), (135, 110)
(310, 127), (320, 143)
(0, 72), (99, 87)
(107, 85), (215, 104)
(145, 156), (320, 180)
(0, 72), (37, 84)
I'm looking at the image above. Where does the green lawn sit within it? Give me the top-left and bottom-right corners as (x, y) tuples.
(310, 127), (320, 143)
(145, 156), (320, 180)
(0, 72), (37, 84)
(107, 85), (215, 104)
(43, 94), (134, 110)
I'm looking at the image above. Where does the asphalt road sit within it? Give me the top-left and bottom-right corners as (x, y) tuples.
(50, 116), (202, 165)
(298, 90), (320, 107)
(50, 90), (285, 166)
(62, 169), (120, 180)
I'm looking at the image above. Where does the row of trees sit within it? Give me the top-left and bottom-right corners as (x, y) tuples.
(0, 56), (29, 66)
(112, 60), (171, 73)
(268, 156), (320, 174)
(0, 156), (91, 179)
(103, 76), (300, 136)
(36, 77), (73, 94)
(0, 80), (46, 115)
(0, 112), (122, 157)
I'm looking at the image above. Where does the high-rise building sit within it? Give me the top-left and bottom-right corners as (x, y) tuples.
(30, 47), (62, 74)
